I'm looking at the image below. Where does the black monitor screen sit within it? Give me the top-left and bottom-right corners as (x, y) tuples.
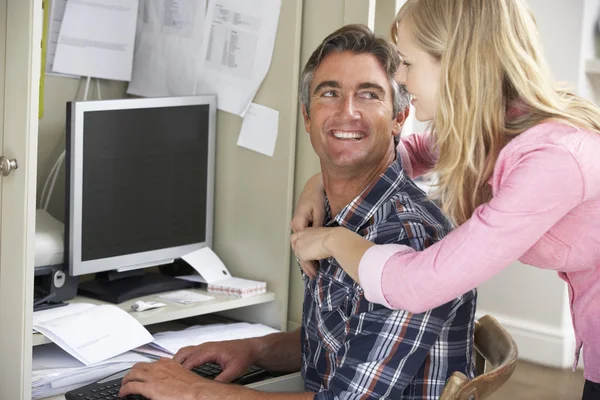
(80, 105), (210, 261)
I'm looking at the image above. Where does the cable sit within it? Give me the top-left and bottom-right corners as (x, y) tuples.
(83, 76), (91, 100)
(41, 75), (96, 210)
(96, 78), (102, 100)
(40, 151), (65, 209)
(42, 151), (65, 210)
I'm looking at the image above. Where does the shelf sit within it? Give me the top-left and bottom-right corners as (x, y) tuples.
(32, 288), (275, 347)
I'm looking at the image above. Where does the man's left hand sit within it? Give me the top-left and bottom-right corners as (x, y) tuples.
(118, 358), (234, 400)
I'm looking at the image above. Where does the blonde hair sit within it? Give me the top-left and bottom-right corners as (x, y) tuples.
(391, 0), (600, 225)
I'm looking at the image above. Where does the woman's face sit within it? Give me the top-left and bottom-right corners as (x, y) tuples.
(394, 21), (441, 122)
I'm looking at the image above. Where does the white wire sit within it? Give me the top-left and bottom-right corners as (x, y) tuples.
(42, 151), (66, 210)
(83, 76), (91, 101)
(96, 78), (102, 100)
(40, 75), (95, 210)
(40, 151), (64, 209)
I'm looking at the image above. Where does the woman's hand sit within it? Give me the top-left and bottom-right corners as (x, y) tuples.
(291, 227), (337, 264)
(292, 227), (375, 283)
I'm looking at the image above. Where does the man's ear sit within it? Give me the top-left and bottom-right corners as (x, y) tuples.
(392, 107), (410, 137)
(302, 105), (311, 134)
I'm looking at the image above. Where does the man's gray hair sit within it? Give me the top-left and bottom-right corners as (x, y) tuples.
(299, 24), (410, 118)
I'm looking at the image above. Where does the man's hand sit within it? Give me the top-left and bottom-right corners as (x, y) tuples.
(173, 339), (258, 383)
(118, 358), (210, 399)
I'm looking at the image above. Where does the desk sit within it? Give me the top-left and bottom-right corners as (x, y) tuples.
(33, 288), (276, 346)
(33, 287), (280, 398)
(43, 372), (306, 400)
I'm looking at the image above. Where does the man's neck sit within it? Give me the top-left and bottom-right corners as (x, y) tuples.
(323, 151), (396, 218)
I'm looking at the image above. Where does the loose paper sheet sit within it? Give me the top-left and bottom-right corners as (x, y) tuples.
(181, 246), (232, 284)
(158, 290), (215, 304)
(46, 0), (78, 78)
(33, 304), (153, 365)
(237, 102), (279, 157)
(127, 0), (208, 97)
(195, 0), (281, 116)
(53, 0), (138, 81)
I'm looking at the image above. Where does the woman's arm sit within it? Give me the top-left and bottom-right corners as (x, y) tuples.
(360, 144), (584, 311)
(291, 173), (325, 233)
(296, 144), (584, 312)
(290, 172), (326, 278)
(398, 131), (438, 178)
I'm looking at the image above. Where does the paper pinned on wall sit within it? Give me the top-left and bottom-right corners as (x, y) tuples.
(53, 0), (138, 81)
(45, 0), (78, 78)
(127, 0), (208, 97)
(237, 103), (279, 157)
(195, 0), (282, 116)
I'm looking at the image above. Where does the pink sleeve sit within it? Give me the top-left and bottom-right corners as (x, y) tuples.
(397, 131), (438, 179)
(360, 144), (584, 312)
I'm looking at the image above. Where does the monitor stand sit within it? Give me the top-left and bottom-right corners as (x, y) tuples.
(77, 269), (195, 304)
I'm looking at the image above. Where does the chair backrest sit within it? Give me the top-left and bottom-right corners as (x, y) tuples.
(440, 315), (518, 400)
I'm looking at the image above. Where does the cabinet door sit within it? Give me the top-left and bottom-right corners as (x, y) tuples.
(0, 0), (42, 398)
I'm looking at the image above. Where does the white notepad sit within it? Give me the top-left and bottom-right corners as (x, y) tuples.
(207, 277), (267, 297)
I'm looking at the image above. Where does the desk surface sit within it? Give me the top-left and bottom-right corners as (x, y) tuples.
(33, 288), (275, 346)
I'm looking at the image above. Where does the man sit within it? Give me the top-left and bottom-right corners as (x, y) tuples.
(119, 24), (476, 400)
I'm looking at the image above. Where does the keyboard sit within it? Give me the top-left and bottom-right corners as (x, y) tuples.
(65, 363), (267, 400)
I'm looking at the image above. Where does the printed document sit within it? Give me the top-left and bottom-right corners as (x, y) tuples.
(195, 0), (281, 116)
(33, 304), (153, 365)
(45, 0), (78, 77)
(150, 322), (279, 355)
(53, 0), (138, 81)
(127, 0), (208, 97)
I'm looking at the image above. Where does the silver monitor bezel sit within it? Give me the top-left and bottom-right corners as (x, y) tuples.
(68, 95), (217, 276)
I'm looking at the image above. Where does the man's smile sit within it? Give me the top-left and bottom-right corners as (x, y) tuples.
(329, 130), (367, 141)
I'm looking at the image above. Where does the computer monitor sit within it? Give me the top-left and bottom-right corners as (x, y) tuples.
(66, 95), (216, 303)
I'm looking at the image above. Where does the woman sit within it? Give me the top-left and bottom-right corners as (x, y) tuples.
(290, 0), (600, 397)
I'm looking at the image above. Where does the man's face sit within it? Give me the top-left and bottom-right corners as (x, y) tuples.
(303, 51), (402, 175)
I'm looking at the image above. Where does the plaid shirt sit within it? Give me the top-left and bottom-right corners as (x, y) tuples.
(300, 155), (477, 400)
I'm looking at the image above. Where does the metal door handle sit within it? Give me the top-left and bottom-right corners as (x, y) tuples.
(0, 156), (18, 177)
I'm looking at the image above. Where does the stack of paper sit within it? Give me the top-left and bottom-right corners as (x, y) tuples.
(32, 343), (151, 399)
(136, 322), (278, 357)
(33, 303), (154, 365)
(208, 277), (267, 297)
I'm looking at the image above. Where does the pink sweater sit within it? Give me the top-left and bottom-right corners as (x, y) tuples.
(359, 122), (600, 382)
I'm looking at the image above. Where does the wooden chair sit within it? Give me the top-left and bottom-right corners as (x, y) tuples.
(440, 315), (519, 400)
